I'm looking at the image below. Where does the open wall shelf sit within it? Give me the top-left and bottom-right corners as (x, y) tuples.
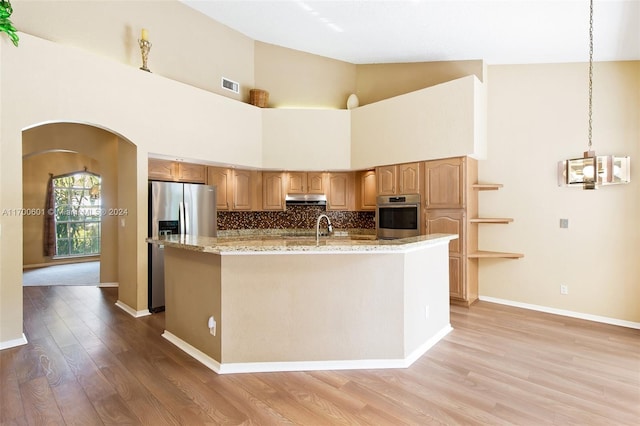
(470, 217), (513, 224)
(473, 182), (523, 260)
(469, 250), (524, 259)
(472, 183), (503, 190)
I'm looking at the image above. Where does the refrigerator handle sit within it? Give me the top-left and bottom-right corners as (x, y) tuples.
(179, 201), (186, 234)
(184, 202), (190, 235)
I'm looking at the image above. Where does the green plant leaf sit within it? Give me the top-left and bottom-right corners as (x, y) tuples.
(0, 0), (19, 47)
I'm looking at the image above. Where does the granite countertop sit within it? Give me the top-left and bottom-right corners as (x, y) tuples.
(147, 232), (458, 255)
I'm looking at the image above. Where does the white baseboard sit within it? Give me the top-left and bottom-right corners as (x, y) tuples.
(162, 331), (222, 372)
(161, 324), (452, 375)
(0, 333), (28, 350)
(404, 324), (453, 366)
(115, 300), (150, 318)
(479, 296), (640, 330)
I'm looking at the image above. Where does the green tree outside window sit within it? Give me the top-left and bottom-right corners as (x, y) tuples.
(53, 172), (101, 257)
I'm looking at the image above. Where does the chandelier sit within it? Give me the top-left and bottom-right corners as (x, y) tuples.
(558, 0), (630, 190)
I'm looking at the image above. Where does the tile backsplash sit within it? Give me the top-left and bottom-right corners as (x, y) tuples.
(218, 205), (375, 231)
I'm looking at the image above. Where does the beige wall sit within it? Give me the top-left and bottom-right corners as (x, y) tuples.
(13, 0), (255, 102)
(356, 60), (485, 105)
(351, 76), (484, 169)
(254, 41), (357, 109)
(479, 62), (640, 323)
(117, 138), (140, 310)
(261, 109), (352, 170)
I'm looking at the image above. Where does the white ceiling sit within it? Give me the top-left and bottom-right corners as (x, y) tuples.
(181, 0), (640, 65)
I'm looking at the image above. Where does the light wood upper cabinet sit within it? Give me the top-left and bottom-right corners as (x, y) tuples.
(207, 167), (261, 211)
(148, 159), (176, 181)
(232, 169), (261, 211)
(287, 172), (305, 194)
(376, 165), (396, 195)
(286, 172), (325, 194)
(356, 170), (377, 211)
(207, 167), (232, 210)
(177, 163), (206, 183)
(307, 172), (325, 194)
(424, 157), (465, 209)
(148, 159), (205, 184)
(398, 163), (421, 194)
(263, 172), (286, 211)
(376, 162), (421, 196)
(326, 172), (354, 211)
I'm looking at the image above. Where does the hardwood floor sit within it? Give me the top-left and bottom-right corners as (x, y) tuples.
(2, 286), (638, 425)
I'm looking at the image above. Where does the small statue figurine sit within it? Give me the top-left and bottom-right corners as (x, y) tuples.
(0, 0), (19, 47)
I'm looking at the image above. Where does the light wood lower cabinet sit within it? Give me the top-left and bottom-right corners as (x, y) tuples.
(425, 209), (474, 303)
(448, 256), (465, 301)
(425, 210), (466, 256)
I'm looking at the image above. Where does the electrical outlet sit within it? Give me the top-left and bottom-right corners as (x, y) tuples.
(560, 218), (569, 228)
(208, 316), (217, 336)
(560, 285), (569, 295)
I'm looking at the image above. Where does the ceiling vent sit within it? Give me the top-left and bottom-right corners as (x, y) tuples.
(221, 77), (239, 94)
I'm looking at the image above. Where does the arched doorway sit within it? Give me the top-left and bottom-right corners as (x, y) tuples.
(21, 122), (138, 291)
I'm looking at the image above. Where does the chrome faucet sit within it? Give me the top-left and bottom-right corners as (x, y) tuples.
(316, 214), (333, 245)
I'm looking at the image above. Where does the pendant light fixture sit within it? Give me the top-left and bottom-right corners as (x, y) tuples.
(558, 0), (630, 190)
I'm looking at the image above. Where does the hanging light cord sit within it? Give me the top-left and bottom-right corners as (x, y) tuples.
(587, 0), (594, 152)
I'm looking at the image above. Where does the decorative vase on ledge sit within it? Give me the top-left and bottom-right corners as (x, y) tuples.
(249, 89), (269, 108)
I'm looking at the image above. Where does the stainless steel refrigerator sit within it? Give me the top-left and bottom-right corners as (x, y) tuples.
(148, 181), (217, 313)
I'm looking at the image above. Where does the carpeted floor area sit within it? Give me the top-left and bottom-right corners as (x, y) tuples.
(23, 261), (100, 286)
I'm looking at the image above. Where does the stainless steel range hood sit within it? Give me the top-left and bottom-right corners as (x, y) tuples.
(285, 194), (327, 206)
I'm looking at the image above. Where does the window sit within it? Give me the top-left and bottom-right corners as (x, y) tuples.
(53, 172), (101, 257)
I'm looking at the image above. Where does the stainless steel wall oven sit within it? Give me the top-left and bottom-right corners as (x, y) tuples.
(376, 194), (421, 239)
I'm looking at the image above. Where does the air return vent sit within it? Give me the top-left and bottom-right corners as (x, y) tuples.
(221, 77), (239, 94)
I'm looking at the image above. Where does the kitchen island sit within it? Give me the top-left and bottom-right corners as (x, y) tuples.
(148, 233), (457, 374)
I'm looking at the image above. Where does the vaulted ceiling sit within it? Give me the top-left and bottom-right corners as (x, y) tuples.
(182, 0), (640, 65)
